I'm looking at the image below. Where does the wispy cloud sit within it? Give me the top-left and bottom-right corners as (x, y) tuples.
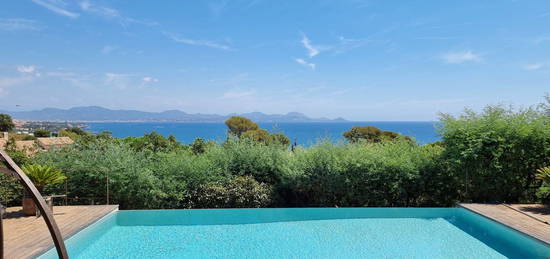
(523, 63), (544, 71)
(164, 32), (231, 50)
(301, 34), (321, 57)
(79, 1), (118, 17)
(295, 58), (316, 69)
(442, 50), (482, 64)
(142, 76), (158, 83)
(17, 65), (41, 77)
(17, 65), (36, 73)
(0, 18), (41, 31)
(31, 0), (80, 18)
(79, 1), (157, 27)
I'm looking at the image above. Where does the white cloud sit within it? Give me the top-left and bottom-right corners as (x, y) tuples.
(165, 32), (231, 50)
(142, 77), (158, 83)
(295, 58), (316, 69)
(80, 1), (120, 18)
(79, 1), (157, 27)
(79, 1), (120, 19)
(17, 65), (36, 74)
(0, 18), (40, 31)
(31, 0), (80, 18)
(442, 50), (481, 64)
(523, 63), (544, 71)
(221, 89), (255, 99)
(301, 34), (320, 57)
(16, 65), (41, 77)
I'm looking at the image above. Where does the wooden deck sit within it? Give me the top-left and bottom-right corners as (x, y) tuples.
(3, 205), (118, 259)
(459, 203), (550, 245)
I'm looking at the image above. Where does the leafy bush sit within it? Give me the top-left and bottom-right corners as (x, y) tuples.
(210, 138), (292, 184)
(190, 138), (207, 155)
(439, 106), (550, 203)
(343, 126), (407, 143)
(123, 131), (181, 153)
(0, 173), (21, 206)
(282, 140), (447, 207)
(189, 175), (273, 208)
(33, 129), (51, 138)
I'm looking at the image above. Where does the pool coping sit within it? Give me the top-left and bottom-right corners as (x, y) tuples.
(458, 203), (550, 245)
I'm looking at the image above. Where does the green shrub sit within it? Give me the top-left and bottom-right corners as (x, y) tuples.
(210, 138), (292, 184)
(282, 140), (446, 207)
(0, 173), (22, 206)
(189, 175), (273, 208)
(439, 106), (550, 203)
(343, 126), (408, 143)
(190, 138), (207, 155)
(33, 129), (51, 138)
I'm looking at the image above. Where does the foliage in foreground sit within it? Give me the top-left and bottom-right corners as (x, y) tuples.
(2, 101), (550, 209)
(21, 164), (66, 192)
(30, 138), (449, 209)
(439, 105), (550, 203)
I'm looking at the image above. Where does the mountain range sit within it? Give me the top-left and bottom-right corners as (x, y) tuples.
(1, 106), (347, 123)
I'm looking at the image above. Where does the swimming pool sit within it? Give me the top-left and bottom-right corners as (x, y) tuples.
(39, 208), (550, 258)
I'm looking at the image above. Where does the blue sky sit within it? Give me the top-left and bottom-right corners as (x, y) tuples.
(1, 0), (549, 121)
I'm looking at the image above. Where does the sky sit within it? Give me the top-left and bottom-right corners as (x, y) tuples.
(1, 0), (550, 121)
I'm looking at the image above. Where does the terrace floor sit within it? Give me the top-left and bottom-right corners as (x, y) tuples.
(2, 205), (118, 259)
(459, 203), (550, 245)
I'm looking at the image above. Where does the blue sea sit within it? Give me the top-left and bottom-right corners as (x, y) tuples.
(86, 122), (440, 146)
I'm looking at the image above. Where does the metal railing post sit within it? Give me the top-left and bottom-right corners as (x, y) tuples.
(1, 203), (4, 259)
(0, 150), (68, 259)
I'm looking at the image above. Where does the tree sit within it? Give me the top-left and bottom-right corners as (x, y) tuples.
(190, 138), (207, 155)
(0, 114), (15, 132)
(65, 127), (89, 136)
(225, 116), (259, 137)
(126, 131), (181, 152)
(541, 93), (550, 118)
(271, 133), (290, 146)
(33, 129), (51, 137)
(343, 126), (402, 143)
(241, 129), (271, 143)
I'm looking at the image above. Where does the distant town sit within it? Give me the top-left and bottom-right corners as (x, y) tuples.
(12, 120), (88, 136)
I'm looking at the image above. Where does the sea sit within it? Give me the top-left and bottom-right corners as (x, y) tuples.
(86, 122), (440, 146)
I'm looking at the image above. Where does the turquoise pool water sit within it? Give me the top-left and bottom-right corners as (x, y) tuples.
(39, 208), (550, 259)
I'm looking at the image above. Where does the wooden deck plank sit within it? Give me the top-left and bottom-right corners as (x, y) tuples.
(458, 203), (550, 245)
(3, 205), (118, 259)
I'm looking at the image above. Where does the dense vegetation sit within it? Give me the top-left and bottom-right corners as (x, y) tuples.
(1, 99), (550, 209)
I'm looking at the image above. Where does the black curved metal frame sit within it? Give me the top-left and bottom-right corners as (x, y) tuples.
(0, 150), (68, 259)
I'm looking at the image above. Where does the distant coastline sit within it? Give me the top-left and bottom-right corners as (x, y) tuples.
(1, 106), (347, 123)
